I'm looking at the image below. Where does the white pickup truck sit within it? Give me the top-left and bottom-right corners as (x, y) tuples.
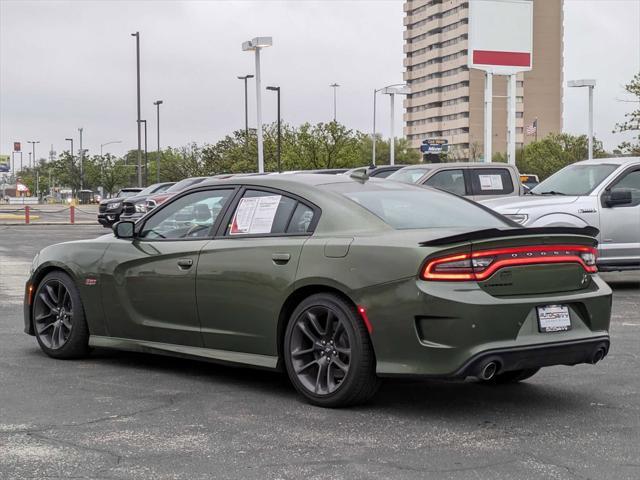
(482, 157), (640, 272)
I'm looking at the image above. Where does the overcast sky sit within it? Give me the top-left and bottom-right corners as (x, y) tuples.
(1, 0), (639, 161)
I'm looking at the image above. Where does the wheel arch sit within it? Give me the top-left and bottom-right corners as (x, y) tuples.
(276, 283), (361, 370)
(26, 263), (81, 335)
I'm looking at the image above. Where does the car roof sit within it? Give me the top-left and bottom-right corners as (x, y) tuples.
(398, 162), (517, 170)
(573, 156), (640, 166)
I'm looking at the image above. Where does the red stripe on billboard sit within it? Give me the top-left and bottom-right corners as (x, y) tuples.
(472, 50), (531, 67)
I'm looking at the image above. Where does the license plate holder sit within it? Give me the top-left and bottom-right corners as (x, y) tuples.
(537, 304), (571, 333)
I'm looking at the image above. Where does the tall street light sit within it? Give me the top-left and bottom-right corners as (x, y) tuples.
(372, 83), (406, 166)
(381, 85), (410, 166)
(65, 137), (74, 192)
(568, 79), (596, 160)
(27, 140), (40, 169)
(153, 100), (163, 183)
(78, 127), (84, 190)
(242, 36), (272, 174)
(237, 75), (254, 143)
(266, 85), (281, 173)
(139, 119), (148, 186)
(100, 140), (122, 157)
(330, 83), (340, 122)
(131, 31), (142, 187)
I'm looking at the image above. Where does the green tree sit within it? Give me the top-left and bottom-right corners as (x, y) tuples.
(613, 72), (640, 155)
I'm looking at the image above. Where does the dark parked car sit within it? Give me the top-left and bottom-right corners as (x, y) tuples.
(25, 174), (611, 407)
(120, 182), (175, 223)
(97, 188), (143, 227)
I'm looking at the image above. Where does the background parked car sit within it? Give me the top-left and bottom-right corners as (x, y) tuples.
(97, 187), (143, 227)
(120, 182), (175, 222)
(482, 157), (640, 271)
(145, 177), (209, 212)
(342, 165), (406, 178)
(387, 162), (522, 200)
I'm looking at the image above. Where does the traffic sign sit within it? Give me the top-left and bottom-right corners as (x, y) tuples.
(13, 142), (21, 152)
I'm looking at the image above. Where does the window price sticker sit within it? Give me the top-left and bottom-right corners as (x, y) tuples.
(230, 195), (281, 235)
(479, 174), (504, 191)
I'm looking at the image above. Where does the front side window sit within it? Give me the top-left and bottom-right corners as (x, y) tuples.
(531, 163), (618, 196)
(227, 190), (315, 236)
(140, 189), (234, 239)
(610, 169), (640, 206)
(469, 168), (514, 195)
(424, 169), (466, 196)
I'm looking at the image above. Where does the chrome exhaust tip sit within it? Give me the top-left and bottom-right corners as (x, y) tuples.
(480, 361), (499, 380)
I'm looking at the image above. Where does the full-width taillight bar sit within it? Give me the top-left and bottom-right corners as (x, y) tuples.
(421, 245), (598, 281)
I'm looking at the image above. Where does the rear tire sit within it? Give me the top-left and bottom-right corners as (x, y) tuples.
(482, 368), (540, 385)
(283, 293), (380, 407)
(33, 271), (90, 359)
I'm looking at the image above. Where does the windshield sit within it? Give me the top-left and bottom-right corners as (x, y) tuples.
(531, 163), (618, 196)
(117, 190), (141, 198)
(166, 177), (206, 193)
(387, 168), (431, 184)
(323, 182), (511, 230)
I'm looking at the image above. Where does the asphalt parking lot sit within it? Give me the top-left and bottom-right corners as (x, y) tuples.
(0, 224), (638, 480)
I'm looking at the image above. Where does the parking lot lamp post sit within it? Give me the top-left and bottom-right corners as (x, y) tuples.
(100, 140), (122, 158)
(237, 75), (254, 145)
(568, 79), (596, 160)
(27, 141), (40, 169)
(139, 119), (148, 186)
(242, 37), (272, 174)
(266, 86), (281, 172)
(330, 83), (340, 122)
(65, 137), (74, 194)
(153, 100), (163, 183)
(131, 31), (142, 187)
(381, 86), (410, 166)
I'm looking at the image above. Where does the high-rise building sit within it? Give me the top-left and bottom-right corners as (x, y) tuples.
(403, 0), (563, 160)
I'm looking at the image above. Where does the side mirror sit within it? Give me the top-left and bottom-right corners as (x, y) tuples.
(113, 220), (136, 239)
(605, 189), (633, 207)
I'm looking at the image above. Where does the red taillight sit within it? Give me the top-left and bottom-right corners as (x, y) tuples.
(421, 245), (598, 281)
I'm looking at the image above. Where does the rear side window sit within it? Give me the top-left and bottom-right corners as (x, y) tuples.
(423, 169), (466, 196)
(469, 168), (514, 195)
(387, 168), (430, 183)
(323, 182), (511, 230)
(227, 190), (315, 235)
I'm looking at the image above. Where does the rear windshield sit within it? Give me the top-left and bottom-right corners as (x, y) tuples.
(323, 182), (511, 230)
(387, 168), (431, 183)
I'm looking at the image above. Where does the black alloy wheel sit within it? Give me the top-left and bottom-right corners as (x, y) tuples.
(33, 271), (90, 359)
(284, 293), (379, 407)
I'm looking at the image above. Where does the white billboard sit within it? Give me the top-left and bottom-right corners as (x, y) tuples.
(468, 0), (533, 74)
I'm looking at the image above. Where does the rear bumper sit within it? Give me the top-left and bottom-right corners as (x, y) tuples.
(359, 274), (613, 377)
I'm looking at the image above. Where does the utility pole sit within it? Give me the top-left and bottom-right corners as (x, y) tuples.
(131, 31), (142, 187)
(330, 83), (340, 122)
(267, 86), (281, 172)
(153, 100), (163, 183)
(78, 127), (84, 190)
(27, 141), (39, 169)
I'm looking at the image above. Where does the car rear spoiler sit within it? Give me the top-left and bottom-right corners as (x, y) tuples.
(420, 226), (600, 247)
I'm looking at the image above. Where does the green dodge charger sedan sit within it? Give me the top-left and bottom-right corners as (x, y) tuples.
(23, 173), (612, 407)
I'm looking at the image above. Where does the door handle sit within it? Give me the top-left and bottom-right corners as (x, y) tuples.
(177, 258), (194, 269)
(272, 253), (291, 264)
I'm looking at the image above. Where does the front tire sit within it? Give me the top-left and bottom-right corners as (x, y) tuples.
(283, 293), (380, 407)
(32, 271), (90, 359)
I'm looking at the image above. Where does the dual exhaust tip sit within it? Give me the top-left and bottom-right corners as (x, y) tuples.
(477, 344), (608, 380)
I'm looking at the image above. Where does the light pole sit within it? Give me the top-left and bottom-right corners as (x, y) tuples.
(237, 75), (254, 144)
(78, 127), (84, 190)
(27, 140), (40, 169)
(153, 100), (163, 183)
(568, 79), (596, 160)
(381, 85), (409, 166)
(139, 119), (148, 186)
(372, 83), (406, 166)
(131, 31), (142, 187)
(267, 86), (281, 173)
(65, 137), (74, 193)
(242, 36), (272, 173)
(100, 140), (122, 157)
(330, 83), (340, 122)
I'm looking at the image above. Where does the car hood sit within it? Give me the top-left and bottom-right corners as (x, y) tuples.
(480, 195), (580, 213)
